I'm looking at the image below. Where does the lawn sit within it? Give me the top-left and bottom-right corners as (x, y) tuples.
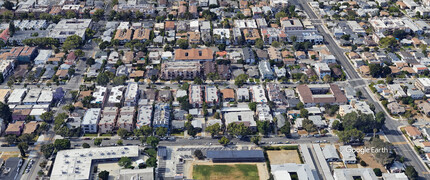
(193, 164), (259, 180)
(83, 133), (98, 137)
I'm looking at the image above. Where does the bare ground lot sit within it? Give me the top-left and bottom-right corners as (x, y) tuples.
(267, 150), (302, 165)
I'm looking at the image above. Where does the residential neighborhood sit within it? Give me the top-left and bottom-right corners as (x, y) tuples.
(0, 0), (429, 180)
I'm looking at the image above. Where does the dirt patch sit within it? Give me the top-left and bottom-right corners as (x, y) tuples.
(357, 151), (387, 173)
(267, 150), (302, 165)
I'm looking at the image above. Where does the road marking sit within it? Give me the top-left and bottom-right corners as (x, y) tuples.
(392, 142), (408, 145)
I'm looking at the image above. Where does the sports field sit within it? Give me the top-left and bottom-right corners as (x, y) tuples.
(192, 164), (259, 180)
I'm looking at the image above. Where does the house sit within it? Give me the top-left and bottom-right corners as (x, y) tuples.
(258, 61), (275, 80)
(390, 161), (406, 173)
(387, 102), (405, 114)
(5, 121), (25, 136)
(404, 126), (422, 139)
(242, 47), (256, 64)
(418, 102), (430, 116)
(237, 88), (250, 102)
(323, 145), (340, 162)
(339, 145), (357, 164)
(407, 88), (424, 99)
(314, 63), (331, 79)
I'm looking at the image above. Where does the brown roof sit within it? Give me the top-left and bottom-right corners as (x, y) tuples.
(130, 70), (145, 78)
(114, 29), (133, 41)
(349, 52), (360, 59)
(220, 89), (235, 99)
(20, 46), (36, 56)
(123, 51), (134, 64)
(405, 126), (421, 136)
(13, 109), (31, 116)
(23, 121), (39, 134)
(165, 21), (175, 30)
(132, 28), (150, 41)
(6, 121), (24, 133)
(297, 84), (347, 104)
(282, 51), (293, 58)
(360, 66), (370, 74)
(389, 66), (400, 74)
(174, 48), (213, 61)
(295, 51), (306, 57)
(56, 69), (69, 77)
(243, 29), (261, 41)
(203, 61), (216, 76)
(402, 67), (416, 74)
(423, 142), (430, 147)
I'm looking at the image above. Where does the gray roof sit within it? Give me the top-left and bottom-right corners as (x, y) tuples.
(206, 150), (264, 159)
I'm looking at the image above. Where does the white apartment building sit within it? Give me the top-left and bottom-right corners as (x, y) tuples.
(82, 108), (102, 134)
(98, 107), (118, 134)
(251, 85), (268, 103)
(108, 86), (125, 105)
(124, 83), (139, 106)
(137, 105), (153, 129)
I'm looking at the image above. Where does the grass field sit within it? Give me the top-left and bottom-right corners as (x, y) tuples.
(193, 164), (259, 180)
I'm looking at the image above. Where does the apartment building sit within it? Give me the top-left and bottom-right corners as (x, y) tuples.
(124, 83), (139, 106)
(205, 86), (218, 106)
(266, 83), (287, 105)
(251, 85), (268, 103)
(82, 108), (102, 134)
(415, 78), (430, 94)
(117, 106), (135, 132)
(108, 86), (125, 106)
(190, 85), (203, 108)
(132, 28), (150, 42)
(137, 105), (153, 129)
(91, 86), (108, 105)
(174, 48), (213, 61)
(114, 28), (133, 44)
(98, 107), (118, 134)
(160, 61), (202, 80)
(153, 103), (170, 129)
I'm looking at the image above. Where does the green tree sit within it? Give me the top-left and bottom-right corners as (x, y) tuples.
(117, 128), (129, 139)
(271, 41), (281, 48)
(82, 143), (90, 148)
(255, 39), (264, 49)
(18, 142), (28, 157)
(146, 136), (160, 147)
(257, 120), (271, 135)
(280, 123), (291, 137)
(0, 102), (12, 123)
(40, 111), (54, 122)
(146, 157), (157, 167)
(41, 144), (55, 158)
(234, 74), (248, 87)
(194, 150), (205, 160)
(302, 119), (316, 133)
(248, 102), (257, 111)
(117, 139), (123, 146)
(219, 136), (230, 146)
(90, 9), (104, 21)
(74, 49), (84, 57)
(54, 139), (71, 150)
(113, 75), (127, 85)
(62, 35), (82, 51)
(118, 157), (132, 168)
(96, 72), (110, 85)
(405, 166), (418, 180)
(98, 170), (109, 180)
(251, 136), (261, 145)
(337, 128), (365, 144)
(155, 127), (168, 137)
(227, 123), (250, 137)
(367, 138), (394, 165)
(94, 138), (102, 146)
(62, 104), (75, 114)
(193, 77), (203, 85)
(176, 39), (189, 49)
(5, 135), (16, 145)
(300, 108), (309, 118)
(331, 120), (342, 130)
(65, 11), (76, 19)
(373, 168), (382, 176)
(205, 123), (221, 138)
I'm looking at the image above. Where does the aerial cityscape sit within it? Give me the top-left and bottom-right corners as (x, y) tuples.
(0, 0), (430, 180)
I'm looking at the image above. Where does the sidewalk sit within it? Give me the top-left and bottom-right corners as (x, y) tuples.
(397, 125), (430, 172)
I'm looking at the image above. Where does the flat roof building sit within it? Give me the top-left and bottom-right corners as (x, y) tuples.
(251, 85), (267, 103)
(206, 150), (265, 162)
(50, 146), (139, 180)
(7, 89), (27, 105)
(297, 84), (348, 107)
(0, 89), (11, 104)
(137, 105), (153, 128)
(82, 108), (101, 134)
(50, 19), (92, 43)
(190, 85), (203, 108)
(333, 168), (377, 180)
(124, 83), (139, 106)
(23, 88), (42, 105)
